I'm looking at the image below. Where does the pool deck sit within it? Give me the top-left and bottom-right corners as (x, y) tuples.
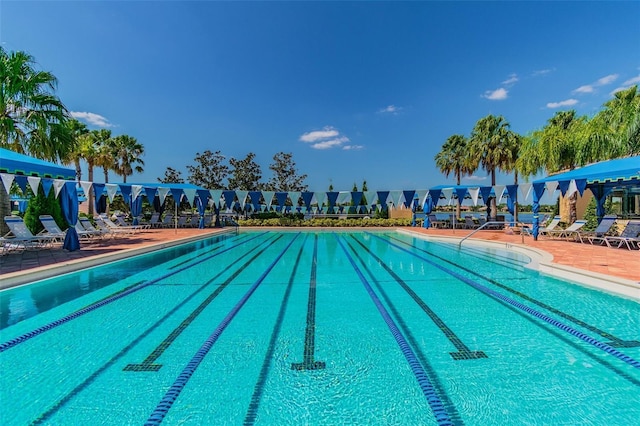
(1, 227), (638, 298)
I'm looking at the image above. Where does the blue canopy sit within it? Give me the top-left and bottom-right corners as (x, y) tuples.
(530, 156), (640, 239)
(0, 148), (75, 179)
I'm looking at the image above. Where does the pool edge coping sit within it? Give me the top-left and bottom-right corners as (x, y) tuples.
(399, 228), (640, 302)
(0, 228), (235, 290)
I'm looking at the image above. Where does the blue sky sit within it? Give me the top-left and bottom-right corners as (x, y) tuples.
(2, 1), (639, 192)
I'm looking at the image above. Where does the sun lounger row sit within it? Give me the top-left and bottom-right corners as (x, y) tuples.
(539, 215), (640, 249)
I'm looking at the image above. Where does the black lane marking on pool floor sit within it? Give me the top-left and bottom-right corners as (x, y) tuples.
(31, 235), (276, 424)
(388, 234), (640, 348)
(369, 234), (640, 370)
(124, 235), (283, 372)
(145, 233), (300, 426)
(244, 234), (309, 425)
(334, 234), (454, 426)
(343, 239), (465, 424)
(0, 232), (270, 353)
(291, 234), (326, 370)
(168, 233), (253, 270)
(350, 235), (486, 361)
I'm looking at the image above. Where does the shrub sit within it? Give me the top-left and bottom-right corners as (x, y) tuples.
(23, 188), (65, 234)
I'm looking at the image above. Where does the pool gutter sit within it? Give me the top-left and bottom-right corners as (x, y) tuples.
(400, 229), (640, 302)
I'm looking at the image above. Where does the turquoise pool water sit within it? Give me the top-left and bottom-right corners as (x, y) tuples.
(1, 231), (638, 425)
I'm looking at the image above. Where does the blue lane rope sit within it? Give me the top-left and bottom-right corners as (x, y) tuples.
(0, 232), (269, 353)
(334, 234), (454, 426)
(145, 233), (300, 426)
(368, 233), (640, 370)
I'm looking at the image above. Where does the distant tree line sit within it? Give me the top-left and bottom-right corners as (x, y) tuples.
(158, 151), (308, 192)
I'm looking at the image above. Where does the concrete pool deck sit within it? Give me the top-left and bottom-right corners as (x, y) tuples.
(1, 227), (638, 299)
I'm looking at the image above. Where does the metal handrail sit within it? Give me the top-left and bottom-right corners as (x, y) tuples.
(457, 221), (514, 247)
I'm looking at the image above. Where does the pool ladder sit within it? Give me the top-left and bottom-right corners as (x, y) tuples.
(458, 221), (525, 247)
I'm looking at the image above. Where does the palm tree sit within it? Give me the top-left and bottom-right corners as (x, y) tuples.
(524, 110), (589, 222)
(92, 129), (114, 183)
(434, 134), (473, 219)
(63, 119), (89, 181)
(111, 134), (144, 183)
(0, 47), (72, 233)
(585, 85), (640, 161)
(467, 115), (516, 220)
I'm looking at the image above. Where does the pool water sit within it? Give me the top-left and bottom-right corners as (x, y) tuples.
(1, 231), (638, 425)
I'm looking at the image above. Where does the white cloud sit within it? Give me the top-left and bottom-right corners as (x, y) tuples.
(465, 175), (487, 181)
(573, 85), (594, 94)
(299, 126), (340, 143)
(546, 99), (579, 108)
(502, 74), (518, 85)
(532, 69), (553, 77)
(70, 111), (113, 127)
(378, 105), (402, 115)
(623, 75), (640, 85)
(311, 137), (349, 150)
(596, 74), (618, 85)
(342, 145), (364, 151)
(482, 88), (508, 100)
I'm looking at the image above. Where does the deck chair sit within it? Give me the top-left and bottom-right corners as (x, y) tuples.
(605, 220), (640, 249)
(3, 216), (56, 250)
(546, 219), (587, 240)
(75, 221), (103, 240)
(80, 217), (113, 238)
(113, 214), (148, 231)
(538, 216), (562, 237)
(147, 212), (162, 228)
(464, 216), (479, 229)
(580, 215), (618, 244)
(161, 214), (174, 228)
(94, 216), (135, 236)
(99, 214), (142, 233)
(38, 215), (67, 243)
(428, 214), (447, 229)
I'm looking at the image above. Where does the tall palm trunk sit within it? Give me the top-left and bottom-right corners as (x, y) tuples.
(513, 172), (519, 222)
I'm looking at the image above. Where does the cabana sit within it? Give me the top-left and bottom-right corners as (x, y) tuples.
(0, 148), (80, 250)
(530, 156), (640, 240)
(89, 183), (213, 229)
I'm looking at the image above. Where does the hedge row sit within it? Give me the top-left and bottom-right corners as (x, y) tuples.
(236, 218), (412, 227)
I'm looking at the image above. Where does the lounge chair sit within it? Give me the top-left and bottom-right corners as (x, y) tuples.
(546, 219), (587, 240)
(538, 216), (562, 237)
(580, 215), (618, 244)
(464, 216), (479, 229)
(113, 214), (148, 231)
(604, 220), (640, 250)
(428, 214), (447, 229)
(94, 215), (136, 236)
(161, 214), (174, 228)
(147, 212), (162, 228)
(75, 221), (103, 240)
(80, 217), (113, 238)
(38, 215), (67, 243)
(99, 214), (142, 233)
(3, 216), (56, 250)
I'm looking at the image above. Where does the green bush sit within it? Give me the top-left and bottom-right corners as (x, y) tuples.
(236, 217), (412, 227)
(23, 188), (66, 235)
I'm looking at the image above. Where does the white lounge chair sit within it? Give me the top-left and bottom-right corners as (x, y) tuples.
(3, 216), (56, 250)
(38, 215), (67, 243)
(546, 219), (587, 240)
(538, 216), (562, 237)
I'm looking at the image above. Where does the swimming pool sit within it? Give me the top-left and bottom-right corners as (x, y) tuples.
(1, 230), (638, 425)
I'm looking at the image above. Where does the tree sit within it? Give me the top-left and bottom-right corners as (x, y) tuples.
(111, 134), (144, 183)
(0, 47), (73, 233)
(187, 150), (228, 189)
(228, 152), (263, 190)
(265, 152), (308, 192)
(521, 110), (589, 222)
(586, 85), (640, 161)
(159, 167), (185, 184)
(93, 129), (114, 183)
(63, 119), (89, 181)
(468, 115), (518, 219)
(434, 134), (473, 219)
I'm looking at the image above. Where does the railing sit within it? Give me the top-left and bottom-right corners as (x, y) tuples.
(458, 221), (526, 247)
(223, 217), (240, 234)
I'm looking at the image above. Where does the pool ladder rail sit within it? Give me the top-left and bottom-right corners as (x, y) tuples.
(458, 221), (528, 247)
